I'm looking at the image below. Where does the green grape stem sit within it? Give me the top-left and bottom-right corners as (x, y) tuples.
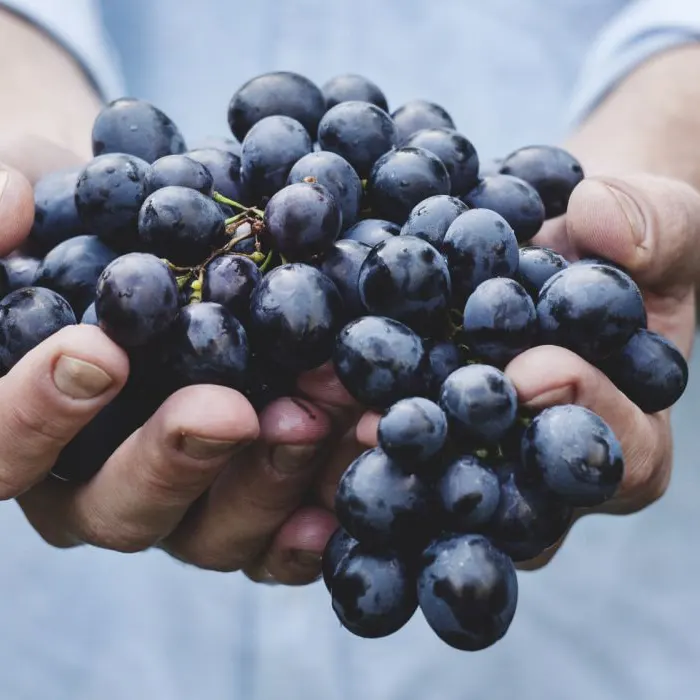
(213, 191), (264, 218)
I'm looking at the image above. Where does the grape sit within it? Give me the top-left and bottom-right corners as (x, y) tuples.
(358, 235), (451, 334)
(400, 194), (469, 249)
(75, 153), (152, 251)
(436, 456), (501, 530)
(377, 397), (448, 467)
(188, 136), (241, 157)
(391, 100), (455, 144)
(331, 547), (418, 639)
(187, 148), (248, 203)
(335, 447), (433, 550)
(33, 235), (118, 317)
(521, 404), (624, 507)
(464, 175), (545, 243)
(1, 255), (41, 291)
(92, 97), (186, 163)
(287, 151), (363, 230)
(240, 116), (313, 200)
(0, 288), (76, 371)
(442, 209), (519, 306)
(317, 101), (398, 178)
(95, 253), (179, 347)
(138, 186), (226, 266)
(340, 219), (399, 247)
(318, 240), (370, 318)
(322, 527), (359, 592)
(404, 128), (479, 195)
(28, 168), (85, 255)
(242, 351), (297, 413)
(146, 154), (214, 195)
(462, 278), (537, 367)
(600, 329), (689, 414)
(439, 365), (518, 444)
(227, 71), (325, 141)
(516, 246), (568, 298)
(249, 263), (343, 371)
(418, 533), (518, 652)
(500, 145), (584, 219)
(368, 147), (451, 224)
(262, 182), (342, 261)
(322, 74), (389, 112)
(537, 263), (646, 362)
(334, 316), (426, 409)
(423, 340), (462, 400)
(201, 254), (261, 322)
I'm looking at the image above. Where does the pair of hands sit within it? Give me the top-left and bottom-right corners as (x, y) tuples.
(0, 142), (697, 584)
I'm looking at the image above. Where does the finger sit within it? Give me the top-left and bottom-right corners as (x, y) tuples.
(22, 386), (260, 551)
(0, 325), (127, 500)
(356, 411), (381, 448)
(0, 136), (85, 185)
(315, 425), (367, 510)
(164, 397), (333, 572)
(0, 162), (34, 254)
(296, 361), (363, 425)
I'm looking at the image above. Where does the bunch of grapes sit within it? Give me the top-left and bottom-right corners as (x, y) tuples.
(0, 72), (688, 650)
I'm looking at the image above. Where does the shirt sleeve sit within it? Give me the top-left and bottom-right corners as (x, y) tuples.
(569, 0), (700, 126)
(0, 0), (125, 101)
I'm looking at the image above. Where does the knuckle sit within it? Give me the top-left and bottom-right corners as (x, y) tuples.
(9, 401), (71, 446)
(0, 470), (29, 500)
(76, 516), (154, 554)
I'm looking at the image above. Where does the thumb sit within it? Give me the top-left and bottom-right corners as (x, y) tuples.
(0, 162), (34, 255)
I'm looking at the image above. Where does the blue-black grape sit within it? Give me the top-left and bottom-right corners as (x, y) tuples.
(516, 246), (568, 298)
(187, 148), (248, 203)
(418, 533), (518, 651)
(322, 74), (389, 112)
(521, 404), (624, 507)
(92, 97), (186, 163)
(75, 153), (152, 251)
(146, 154), (213, 195)
(464, 175), (545, 243)
(95, 253), (179, 347)
(287, 151), (363, 230)
(322, 527), (359, 592)
(317, 101), (398, 178)
(537, 263), (646, 362)
(318, 239), (370, 318)
(263, 182), (341, 261)
(202, 254), (261, 322)
(358, 235), (451, 334)
(242, 351), (297, 413)
(0, 287), (76, 371)
(424, 340), (462, 400)
(340, 219), (400, 247)
(600, 329), (689, 414)
(391, 100), (455, 144)
(368, 147), (451, 224)
(500, 145), (584, 219)
(188, 136), (241, 157)
(404, 128), (479, 195)
(227, 71), (325, 141)
(1, 255), (41, 291)
(462, 277), (537, 367)
(334, 316), (426, 409)
(33, 235), (118, 317)
(400, 194), (469, 249)
(249, 263), (343, 371)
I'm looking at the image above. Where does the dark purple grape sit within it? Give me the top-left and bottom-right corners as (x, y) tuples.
(317, 101), (398, 178)
(138, 186), (226, 267)
(331, 546), (417, 639)
(146, 154), (213, 195)
(188, 136), (241, 156)
(537, 263), (646, 363)
(201, 254), (261, 322)
(367, 147), (451, 224)
(262, 182), (341, 261)
(333, 316), (426, 409)
(418, 533), (518, 651)
(241, 116), (313, 200)
(424, 340), (462, 400)
(227, 71), (325, 141)
(1, 254), (40, 291)
(464, 175), (545, 243)
(287, 151), (363, 230)
(322, 527), (359, 592)
(0, 261), (10, 300)
(249, 263), (343, 371)
(33, 235), (118, 317)
(600, 329), (688, 414)
(340, 219), (399, 247)
(92, 97), (186, 163)
(318, 240), (370, 318)
(439, 365), (518, 444)
(391, 100), (455, 144)
(322, 74), (389, 112)
(81, 302), (98, 325)
(400, 195), (469, 249)
(500, 145), (584, 219)
(74, 153), (152, 251)
(241, 351), (297, 413)
(187, 148), (248, 203)
(404, 128), (479, 195)
(442, 209), (519, 307)
(522, 404), (624, 507)
(516, 246), (568, 298)
(0, 287), (76, 371)
(95, 253), (179, 347)
(462, 278), (537, 367)
(358, 235), (451, 334)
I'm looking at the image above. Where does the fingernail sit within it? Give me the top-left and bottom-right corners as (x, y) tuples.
(290, 550), (322, 568)
(524, 385), (576, 411)
(603, 182), (646, 245)
(180, 435), (243, 460)
(53, 355), (113, 399)
(270, 444), (318, 474)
